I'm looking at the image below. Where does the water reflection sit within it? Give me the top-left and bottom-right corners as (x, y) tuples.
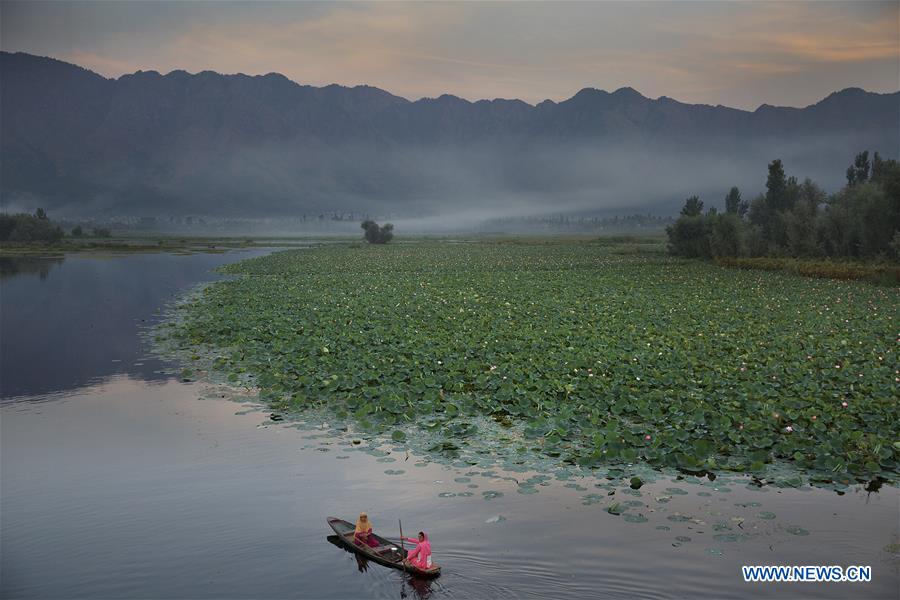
(3, 375), (898, 599)
(326, 535), (435, 599)
(0, 255), (64, 280)
(0, 249), (273, 400)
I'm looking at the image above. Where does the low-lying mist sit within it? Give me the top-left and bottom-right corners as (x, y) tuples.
(3, 132), (891, 235)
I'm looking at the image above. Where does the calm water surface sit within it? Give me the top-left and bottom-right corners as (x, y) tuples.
(1, 251), (897, 599)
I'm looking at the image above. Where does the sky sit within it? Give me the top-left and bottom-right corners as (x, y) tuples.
(1, 1), (898, 110)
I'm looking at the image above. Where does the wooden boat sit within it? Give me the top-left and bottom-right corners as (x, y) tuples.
(326, 517), (441, 578)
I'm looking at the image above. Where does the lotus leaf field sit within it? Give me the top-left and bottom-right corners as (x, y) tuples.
(159, 240), (899, 485)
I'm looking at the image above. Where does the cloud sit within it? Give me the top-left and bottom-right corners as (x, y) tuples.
(3, 0), (898, 109)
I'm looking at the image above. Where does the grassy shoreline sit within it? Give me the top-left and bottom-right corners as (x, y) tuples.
(0, 235), (328, 256)
(715, 256), (900, 284)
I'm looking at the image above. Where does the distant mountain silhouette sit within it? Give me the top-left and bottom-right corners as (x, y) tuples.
(1, 51), (897, 219)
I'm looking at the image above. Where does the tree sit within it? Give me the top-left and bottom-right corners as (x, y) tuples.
(882, 159), (900, 200)
(361, 220), (394, 244)
(784, 179), (823, 257)
(846, 151), (871, 186)
(709, 213), (745, 257)
(846, 151), (870, 186)
(667, 196), (711, 258)
(680, 195), (703, 217)
(765, 159), (788, 211)
(72, 225), (83, 237)
(871, 152), (885, 184)
(724, 187), (742, 215)
(35, 208), (48, 220)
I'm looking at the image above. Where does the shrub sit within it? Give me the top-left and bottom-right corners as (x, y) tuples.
(361, 220), (394, 244)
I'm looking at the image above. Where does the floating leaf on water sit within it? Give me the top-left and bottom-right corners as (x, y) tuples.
(564, 483), (588, 491)
(157, 243), (899, 487)
(485, 515), (506, 524)
(336, 455), (350, 460)
(482, 490), (504, 500)
(624, 500), (644, 507)
(630, 476), (644, 489)
(705, 548), (724, 556)
(655, 525), (671, 531)
(458, 491), (474, 497)
(882, 543), (900, 555)
(785, 525), (810, 536)
(666, 488), (689, 495)
(713, 533), (741, 542)
(757, 511), (776, 520)
(454, 477), (471, 483)
(656, 496), (673, 504)
(438, 492), (457, 498)
(607, 502), (623, 515)
(376, 457), (397, 463)
(667, 514), (691, 522)
(697, 492), (712, 497)
(517, 486), (539, 495)
(384, 469), (406, 475)
(675, 536), (692, 542)
(528, 475), (552, 484)
(624, 513), (648, 523)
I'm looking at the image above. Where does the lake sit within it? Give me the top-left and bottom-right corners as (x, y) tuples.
(1, 250), (897, 599)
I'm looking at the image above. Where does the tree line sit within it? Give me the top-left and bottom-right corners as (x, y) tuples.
(0, 209), (111, 242)
(667, 151), (900, 260)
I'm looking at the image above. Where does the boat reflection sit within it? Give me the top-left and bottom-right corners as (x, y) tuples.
(326, 535), (434, 599)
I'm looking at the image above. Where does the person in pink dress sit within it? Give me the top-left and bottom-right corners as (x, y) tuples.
(402, 531), (433, 569)
(353, 513), (379, 548)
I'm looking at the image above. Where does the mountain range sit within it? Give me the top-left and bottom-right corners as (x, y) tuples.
(1, 51), (897, 223)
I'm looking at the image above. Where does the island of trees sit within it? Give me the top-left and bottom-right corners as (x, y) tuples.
(667, 151), (900, 267)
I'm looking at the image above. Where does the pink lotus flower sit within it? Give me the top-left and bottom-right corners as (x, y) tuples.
(645, 435), (652, 440)
(785, 426), (793, 433)
(841, 401), (848, 408)
(811, 415), (817, 420)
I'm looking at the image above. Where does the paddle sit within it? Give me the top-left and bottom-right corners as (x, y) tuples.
(399, 519), (407, 572)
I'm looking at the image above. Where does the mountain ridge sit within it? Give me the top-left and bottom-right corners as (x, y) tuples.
(5, 51), (894, 112)
(1, 51), (897, 219)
